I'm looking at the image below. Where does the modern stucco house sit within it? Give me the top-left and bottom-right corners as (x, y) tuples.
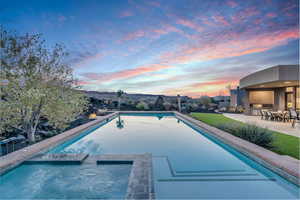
(239, 65), (300, 115)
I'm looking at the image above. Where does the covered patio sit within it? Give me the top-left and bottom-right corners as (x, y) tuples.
(240, 65), (300, 115)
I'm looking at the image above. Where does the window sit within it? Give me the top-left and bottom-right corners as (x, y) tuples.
(286, 93), (294, 109)
(249, 91), (274, 104)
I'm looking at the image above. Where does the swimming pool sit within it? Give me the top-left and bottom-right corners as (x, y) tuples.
(1, 113), (299, 199)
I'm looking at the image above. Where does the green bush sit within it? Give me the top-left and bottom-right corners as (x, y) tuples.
(217, 123), (274, 148)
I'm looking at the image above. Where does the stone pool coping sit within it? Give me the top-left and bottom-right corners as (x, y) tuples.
(0, 112), (118, 175)
(174, 111), (300, 186)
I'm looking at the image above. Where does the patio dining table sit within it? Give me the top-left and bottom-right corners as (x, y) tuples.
(269, 111), (289, 122)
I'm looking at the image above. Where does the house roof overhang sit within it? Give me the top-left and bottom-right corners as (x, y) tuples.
(240, 65), (300, 89)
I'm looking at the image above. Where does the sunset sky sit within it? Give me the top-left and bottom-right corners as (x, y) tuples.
(1, 0), (299, 97)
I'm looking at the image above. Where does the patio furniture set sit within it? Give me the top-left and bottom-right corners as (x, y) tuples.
(260, 109), (300, 128)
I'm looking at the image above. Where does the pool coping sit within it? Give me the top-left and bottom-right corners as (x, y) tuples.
(174, 111), (300, 186)
(0, 112), (118, 175)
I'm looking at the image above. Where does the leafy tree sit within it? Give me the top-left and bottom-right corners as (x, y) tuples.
(116, 90), (124, 110)
(0, 28), (88, 142)
(116, 115), (124, 129)
(199, 96), (212, 109)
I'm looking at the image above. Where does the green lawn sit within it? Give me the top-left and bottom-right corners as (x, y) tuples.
(190, 112), (300, 160)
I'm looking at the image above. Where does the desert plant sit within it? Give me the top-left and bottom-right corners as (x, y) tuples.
(136, 101), (149, 110)
(217, 123), (274, 148)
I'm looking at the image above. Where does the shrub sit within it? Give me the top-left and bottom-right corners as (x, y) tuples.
(217, 123), (274, 148)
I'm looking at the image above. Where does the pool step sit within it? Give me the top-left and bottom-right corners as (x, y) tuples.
(152, 157), (271, 181)
(152, 157), (286, 199)
(157, 178), (276, 182)
(25, 153), (89, 164)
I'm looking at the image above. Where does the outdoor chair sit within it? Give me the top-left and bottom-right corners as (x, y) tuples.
(263, 111), (270, 120)
(259, 110), (265, 120)
(290, 110), (299, 128)
(268, 111), (276, 121)
(281, 111), (289, 122)
(272, 112), (281, 121)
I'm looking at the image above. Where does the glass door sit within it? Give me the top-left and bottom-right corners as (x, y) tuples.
(285, 92), (294, 110)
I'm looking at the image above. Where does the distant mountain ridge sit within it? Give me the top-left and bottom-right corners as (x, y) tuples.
(84, 90), (191, 102)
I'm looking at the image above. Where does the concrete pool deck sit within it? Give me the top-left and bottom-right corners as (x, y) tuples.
(223, 113), (300, 138)
(0, 110), (299, 196)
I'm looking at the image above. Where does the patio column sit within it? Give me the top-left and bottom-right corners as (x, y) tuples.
(243, 90), (251, 115)
(274, 88), (285, 111)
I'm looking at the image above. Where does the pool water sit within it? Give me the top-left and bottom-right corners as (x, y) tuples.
(1, 113), (299, 199)
(0, 162), (132, 199)
(50, 113), (299, 199)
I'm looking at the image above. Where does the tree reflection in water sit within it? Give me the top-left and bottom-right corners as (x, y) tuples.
(116, 115), (124, 129)
(157, 114), (164, 120)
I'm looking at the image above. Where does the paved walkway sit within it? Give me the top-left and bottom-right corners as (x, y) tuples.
(223, 113), (300, 138)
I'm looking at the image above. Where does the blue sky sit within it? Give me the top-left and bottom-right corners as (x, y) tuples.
(1, 0), (299, 97)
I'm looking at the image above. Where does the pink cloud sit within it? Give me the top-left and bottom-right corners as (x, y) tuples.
(163, 79), (239, 97)
(266, 12), (277, 18)
(76, 80), (91, 86)
(80, 64), (173, 83)
(120, 23), (186, 43)
(212, 15), (230, 26)
(232, 6), (260, 23)
(227, 0), (238, 8)
(243, 7), (260, 18)
(176, 18), (203, 32)
(153, 24), (184, 36)
(147, 1), (161, 7)
(159, 28), (299, 65)
(120, 10), (134, 18)
(200, 17), (215, 26)
(253, 18), (262, 25)
(121, 30), (146, 41)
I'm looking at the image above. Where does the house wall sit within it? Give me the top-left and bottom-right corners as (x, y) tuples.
(230, 93), (237, 106)
(274, 88), (285, 111)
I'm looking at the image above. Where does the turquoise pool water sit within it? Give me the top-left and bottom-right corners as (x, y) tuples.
(0, 162), (132, 199)
(1, 113), (299, 199)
